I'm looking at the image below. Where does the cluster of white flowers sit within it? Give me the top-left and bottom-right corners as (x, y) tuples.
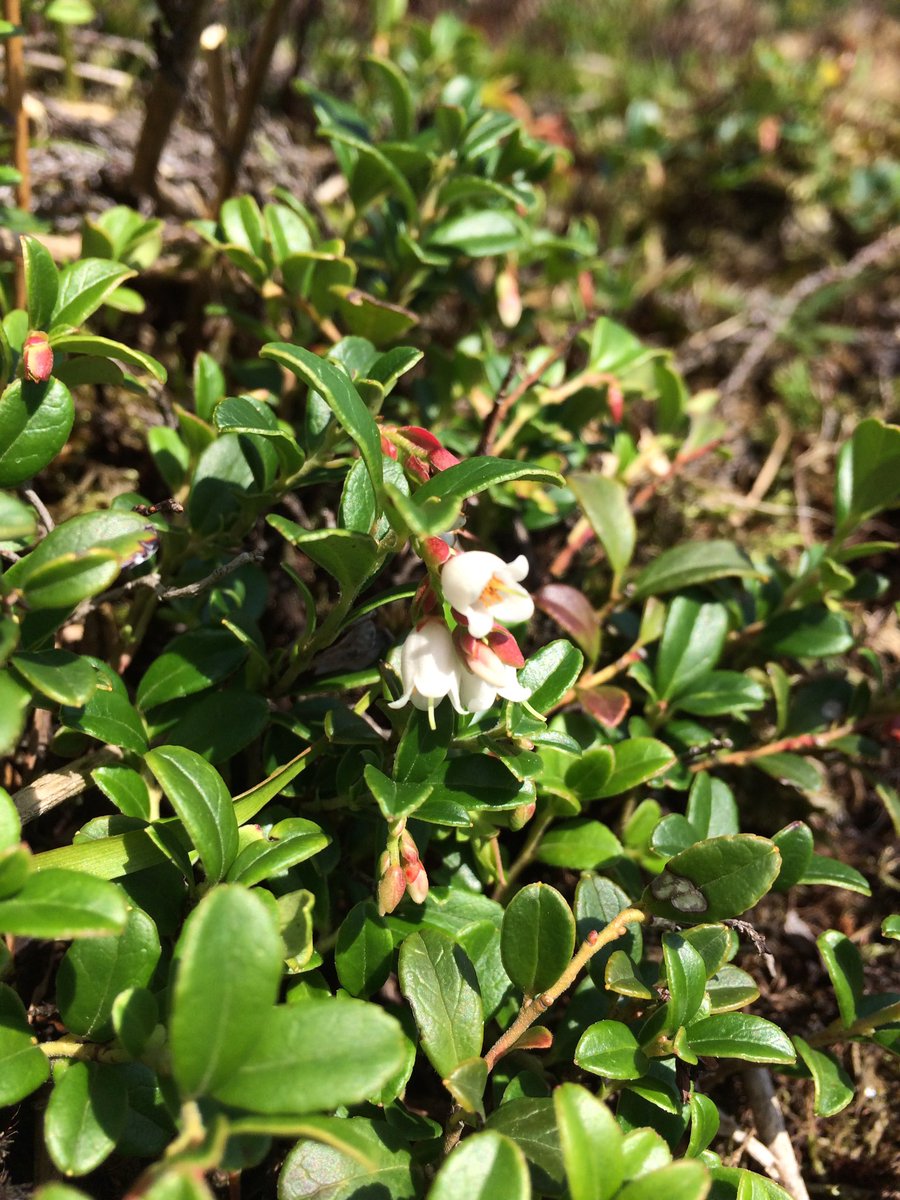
(390, 549), (534, 721)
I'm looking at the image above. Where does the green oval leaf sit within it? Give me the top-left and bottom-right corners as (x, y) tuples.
(335, 901), (394, 999)
(569, 473), (636, 580)
(50, 259), (136, 332)
(500, 883), (575, 996)
(398, 928), (483, 1078)
(594, 738), (676, 799)
(145, 746), (239, 883)
(554, 1082), (624, 1200)
(686, 1013), (796, 1063)
(0, 378), (74, 486)
(575, 1020), (649, 1080)
(632, 541), (758, 599)
(211, 999), (407, 1114)
(22, 235), (59, 329)
(45, 1061), (127, 1176)
(0, 982), (50, 1105)
(169, 885), (283, 1097)
(429, 1131), (530, 1200)
(0, 868), (127, 938)
(644, 835), (781, 923)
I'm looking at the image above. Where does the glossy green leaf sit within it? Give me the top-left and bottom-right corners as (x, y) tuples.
(145, 747), (239, 883)
(758, 608), (853, 658)
(686, 1092), (719, 1157)
(686, 773), (739, 839)
(834, 417), (900, 528)
(575, 874), (643, 978)
(0, 378), (74, 486)
(605, 950), (652, 999)
(706, 964), (760, 1013)
(278, 1116), (416, 1200)
(0, 669), (30, 756)
(414, 456), (563, 515)
(662, 933), (708, 1031)
(268, 519), (379, 597)
(49, 333), (166, 382)
(620, 1127), (671, 1178)
(0, 868), (127, 938)
(632, 541), (757, 599)
(501, 883), (575, 996)
(798, 853), (870, 895)
(226, 819), (328, 888)
(772, 822), (814, 891)
(686, 1014), (796, 1064)
(56, 905), (160, 1037)
(212, 999), (407, 1114)
(364, 764), (432, 821)
(564, 747), (615, 802)
(575, 1020), (649, 1079)
(169, 885), (283, 1097)
(11, 650), (97, 706)
(0, 490), (37, 541)
(817, 929), (863, 1026)
(536, 819), (622, 870)
(22, 235), (59, 328)
(674, 671), (767, 717)
(519, 640), (584, 714)
(644, 835), (781, 923)
(92, 765), (151, 821)
(0, 982), (51, 1105)
(430, 1131), (530, 1200)
(334, 901), (394, 999)
(398, 928), (483, 1078)
(50, 259), (136, 331)
(444, 1056), (489, 1116)
(45, 1061), (126, 1176)
(593, 738), (675, 799)
(261, 343), (383, 490)
(569, 474), (637, 579)
(429, 211), (523, 256)
(554, 1082), (623, 1200)
(62, 686), (148, 754)
(656, 597), (729, 700)
(111, 987), (158, 1059)
(793, 1035), (854, 1117)
(617, 1161), (710, 1200)
(136, 629), (248, 711)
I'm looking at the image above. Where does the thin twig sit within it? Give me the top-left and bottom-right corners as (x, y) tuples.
(474, 352), (523, 457)
(4, 0), (29, 309)
(721, 227), (900, 398)
(491, 811), (554, 904)
(22, 487), (54, 533)
(479, 316), (594, 458)
(73, 550), (263, 621)
(742, 1067), (810, 1200)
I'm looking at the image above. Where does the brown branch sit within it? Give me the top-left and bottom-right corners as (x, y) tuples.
(14, 746), (124, 826)
(214, 0), (292, 210)
(479, 315), (594, 458)
(4, 0), (29, 308)
(741, 1067), (810, 1200)
(720, 226), (900, 398)
(687, 721), (859, 774)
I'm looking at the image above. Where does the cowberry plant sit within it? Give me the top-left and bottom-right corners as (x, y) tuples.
(1, 19), (899, 1200)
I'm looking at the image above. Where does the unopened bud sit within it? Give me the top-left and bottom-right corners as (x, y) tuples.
(377, 864), (407, 916)
(430, 447), (460, 471)
(509, 801), (537, 831)
(23, 332), (53, 383)
(607, 382), (624, 424)
(380, 432), (399, 459)
(420, 537), (452, 568)
(486, 626), (526, 668)
(399, 830), (419, 865)
(405, 861), (429, 904)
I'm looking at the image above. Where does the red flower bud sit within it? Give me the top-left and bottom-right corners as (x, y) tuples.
(405, 455), (430, 483)
(399, 829), (419, 865)
(23, 332), (53, 383)
(486, 626), (526, 668)
(400, 426), (443, 454)
(420, 537), (452, 567)
(430, 447), (461, 471)
(380, 432), (399, 459)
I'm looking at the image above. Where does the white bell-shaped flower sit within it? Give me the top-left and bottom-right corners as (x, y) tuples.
(389, 619), (465, 717)
(440, 551), (533, 639)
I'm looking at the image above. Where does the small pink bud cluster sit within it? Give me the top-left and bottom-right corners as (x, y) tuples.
(22, 332), (53, 383)
(377, 830), (429, 916)
(381, 426), (460, 483)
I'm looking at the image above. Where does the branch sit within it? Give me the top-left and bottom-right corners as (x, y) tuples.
(720, 226), (900, 398)
(741, 1067), (810, 1200)
(14, 746), (124, 826)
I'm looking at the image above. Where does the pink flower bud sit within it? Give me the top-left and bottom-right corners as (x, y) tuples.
(399, 829), (419, 865)
(380, 432), (399, 459)
(607, 382), (624, 424)
(377, 864), (407, 916)
(406, 455), (430, 483)
(486, 626), (526, 668)
(405, 860), (429, 904)
(23, 332), (53, 383)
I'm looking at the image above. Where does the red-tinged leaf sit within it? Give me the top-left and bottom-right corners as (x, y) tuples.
(535, 584), (600, 661)
(578, 684), (631, 728)
(513, 1026), (553, 1052)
